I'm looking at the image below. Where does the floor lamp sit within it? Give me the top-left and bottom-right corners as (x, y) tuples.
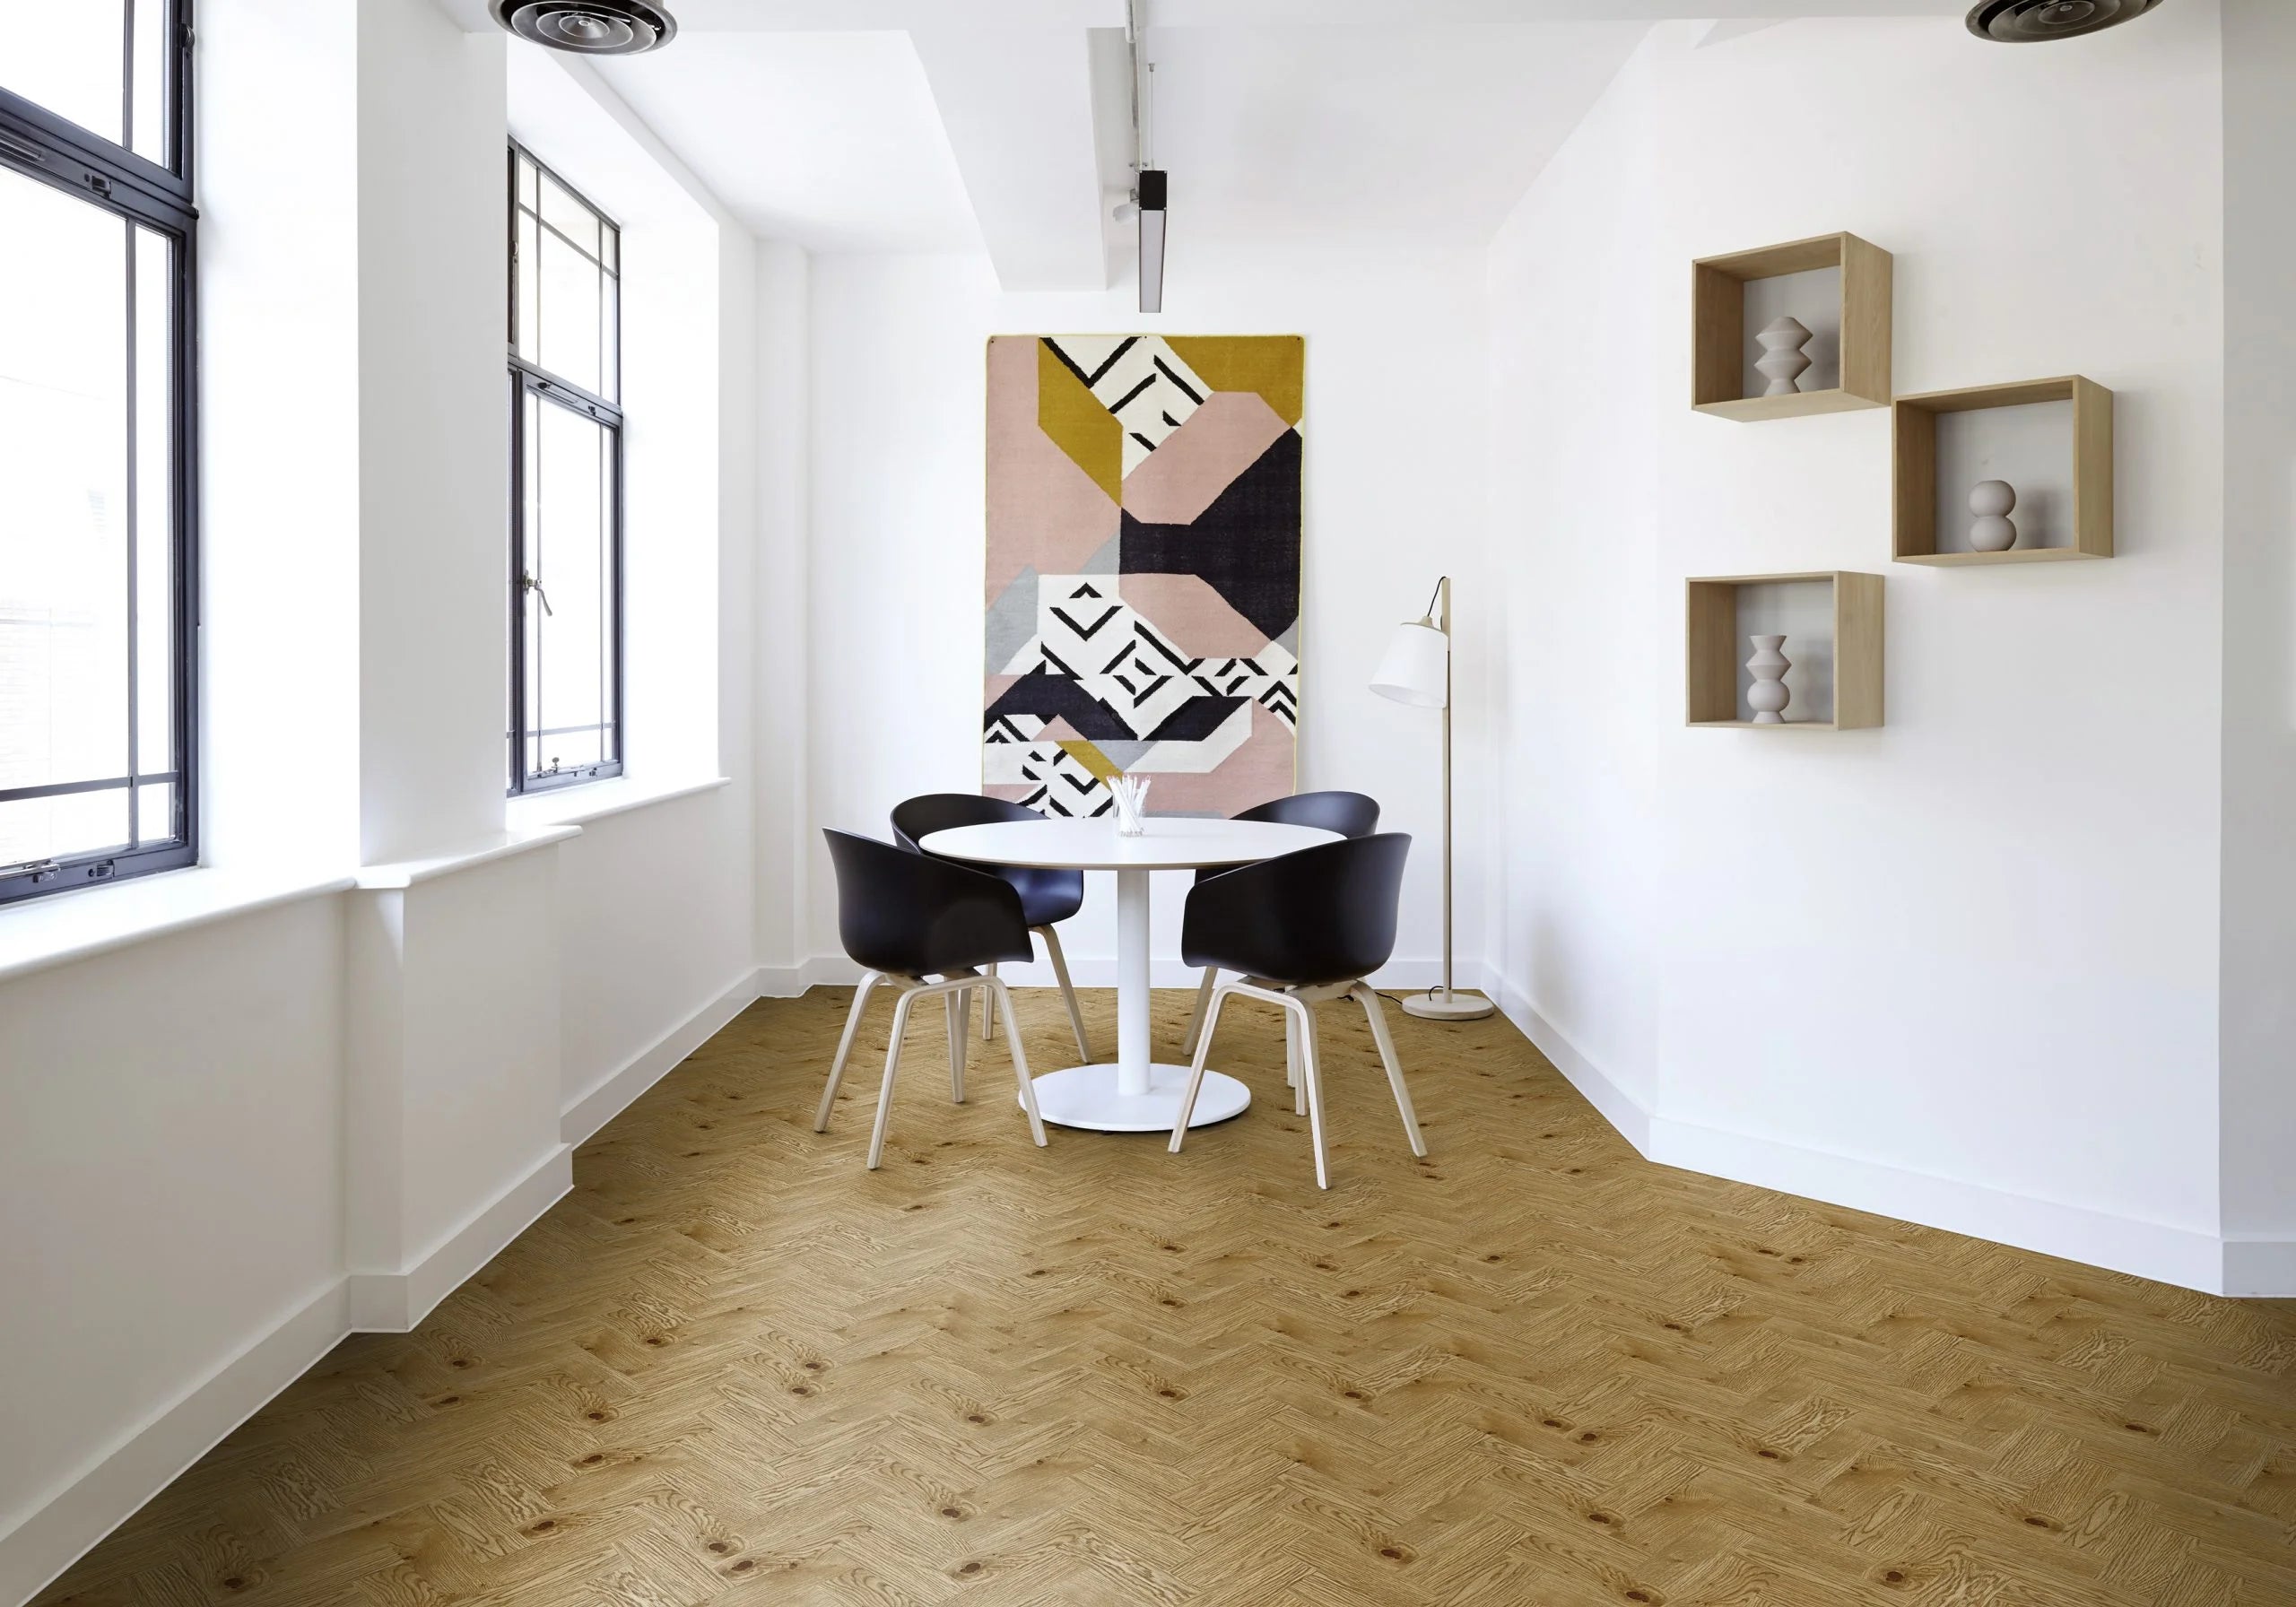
(1370, 577), (1494, 1021)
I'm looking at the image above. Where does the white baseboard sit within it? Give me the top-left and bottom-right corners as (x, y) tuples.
(9, 1144), (578, 1605)
(1650, 1114), (2227, 1294)
(761, 953), (1477, 995)
(1485, 967), (1654, 1156)
(0, 1281), (352, 1607)
(561, 971), (761, 1145)
(754, 954), (862, 997)
(1485, 966), (2268, 1299)
(6, 974), (767, 1605)
(2222, 1236), (2296, 1298)
(347, 1144), (574, 1332)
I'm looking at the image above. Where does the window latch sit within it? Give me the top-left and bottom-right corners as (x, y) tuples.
(519, 571), (554, 616)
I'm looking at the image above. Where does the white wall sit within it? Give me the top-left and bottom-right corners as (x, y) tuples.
(197, 0), (361, 874)
(504, 46), (763, 1129)
(0, 13), (766, 1602)
(1484, 11), (2232, 1288)
(2217, 0), (2296, 1297)
(0, 899), (345, 1604)
(799, 247), (1489, 987)
(356, 3), (509, 864)
(754, 241), (813, 984)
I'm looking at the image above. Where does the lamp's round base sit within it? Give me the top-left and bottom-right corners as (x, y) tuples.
(1399, 988), (1496, 1021)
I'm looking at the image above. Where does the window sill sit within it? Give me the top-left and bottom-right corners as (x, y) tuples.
(0, 864), (356, 986)
(505, 773), (731, 831)
(353, 823), (582, 891)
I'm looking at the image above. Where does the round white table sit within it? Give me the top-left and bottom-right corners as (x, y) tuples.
(918, 816), (1340, 1132)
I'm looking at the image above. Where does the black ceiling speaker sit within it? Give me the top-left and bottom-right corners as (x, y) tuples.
(1966, 0), (2163, 41)
(491, 0), (677, 55)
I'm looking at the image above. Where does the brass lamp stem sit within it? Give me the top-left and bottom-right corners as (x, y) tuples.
(1438, 575), (1453, 999)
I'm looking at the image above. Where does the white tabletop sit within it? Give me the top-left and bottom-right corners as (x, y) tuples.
(920, 816), (1339, 872)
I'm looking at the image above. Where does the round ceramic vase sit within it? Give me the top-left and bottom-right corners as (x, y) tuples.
(1746, 635), (1791, 724)
(1970, 480), (2018, 552)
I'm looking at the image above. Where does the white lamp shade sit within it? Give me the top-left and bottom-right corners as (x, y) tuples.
(1370, 620), (1448, 709)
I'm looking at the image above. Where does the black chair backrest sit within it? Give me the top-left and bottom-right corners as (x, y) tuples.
(823, 830), (1035, 978)
(890, 792), (1038, 852)
(1234, 790), (1381, 838)
(890, 792), (1085, 929)
(1182, 832), (1411, 989)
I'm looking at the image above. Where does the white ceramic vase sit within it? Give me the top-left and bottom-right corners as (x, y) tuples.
(1970, 479), (2018, 552)
(1754, 317), (1813, 397)
(1746, 635), (1791, 724)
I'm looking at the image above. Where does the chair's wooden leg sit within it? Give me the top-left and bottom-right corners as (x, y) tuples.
(815, 972), (883, 1132)
(992, 977), (1048, 1147)
(1168, 986), (1231, 1152)
(1286, 1011), (1302, 1114)
(866, 989), (918, 1169)
(1292, 998), (1329, 1189)
(1039, 925), (1091, 1064)
(944, 986), (969, 1105)
(1180, 966), (1218, 1056)
(1353, 984), (1426, 1157)
(981, 962), (997, 1040)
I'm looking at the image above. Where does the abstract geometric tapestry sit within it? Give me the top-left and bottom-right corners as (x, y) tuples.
(984, 334), (1302, 818)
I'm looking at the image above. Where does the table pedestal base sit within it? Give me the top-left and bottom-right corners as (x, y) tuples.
(1022, 1064), (1251, 1133)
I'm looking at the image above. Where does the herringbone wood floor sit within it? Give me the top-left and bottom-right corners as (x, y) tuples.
(33, 989), (2296, 1606)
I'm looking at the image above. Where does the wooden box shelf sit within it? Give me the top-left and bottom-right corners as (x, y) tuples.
(1686, 571), (1884, 731)
(1692, 232), (1892, 421)
(1892, 376), (2113, 564)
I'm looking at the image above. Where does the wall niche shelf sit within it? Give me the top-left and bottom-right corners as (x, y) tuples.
(1686, 571), (1884, 731)
(1892, 376), (2113, 565)
(1692, 232), (1892, 421)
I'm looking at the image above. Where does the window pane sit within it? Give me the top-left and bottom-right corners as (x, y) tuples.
(599, 273), (619, 403)
(537, 229), (602, 395)
(0, 790), (130, 873)
(526, 397), (613, 778)
(136, 779), (174, 844)
(515, 212), (538, 360)
(4, 5), (127, 146)
(0, 168), (131, 812)
(129, 0), (169, 166)
(134, 225), (176, 776)
(517, 152), (537, 212)
(601, 222), (618, 274)
(537, 169), (598, 258)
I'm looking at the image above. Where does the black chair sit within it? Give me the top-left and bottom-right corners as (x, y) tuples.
(891, 794), (1092, 1065)
(1180, 791), (1381, 1057)
(1168, 833), (1423, 1188)
(813, 830), (1048, 1168)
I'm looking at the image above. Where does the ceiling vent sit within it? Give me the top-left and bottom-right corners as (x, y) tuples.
(490, 1), (677, 56)
(1965, 0), (2162, 41)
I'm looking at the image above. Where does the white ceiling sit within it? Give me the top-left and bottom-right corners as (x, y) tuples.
(594, 21), (1646, 265)
(531, 0), (1973, 286)
(592, 33), (982, 253)
(1142, 23), (1649, 248)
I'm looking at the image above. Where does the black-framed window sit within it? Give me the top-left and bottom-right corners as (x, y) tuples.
(0, 4), (198, 905)
(508, 143), (623, 795)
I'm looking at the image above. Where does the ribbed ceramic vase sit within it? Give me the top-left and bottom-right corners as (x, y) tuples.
(1747, 635), (1791, 724)
(1754, 317), (1813, 396)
